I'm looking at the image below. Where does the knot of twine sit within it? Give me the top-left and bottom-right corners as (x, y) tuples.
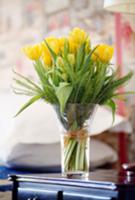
(66, 129), (89, 140)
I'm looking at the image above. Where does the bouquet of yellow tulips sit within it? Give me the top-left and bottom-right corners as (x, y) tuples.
(14, 27), (133, 176)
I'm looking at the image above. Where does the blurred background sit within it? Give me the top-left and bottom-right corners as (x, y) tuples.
(0, 0), (135, 170)
(0, 0), (135, 92)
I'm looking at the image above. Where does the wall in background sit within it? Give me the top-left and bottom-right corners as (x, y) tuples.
(0, 0), (114, 91)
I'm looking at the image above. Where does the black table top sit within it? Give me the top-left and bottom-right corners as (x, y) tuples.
(10, 170), (135, 190)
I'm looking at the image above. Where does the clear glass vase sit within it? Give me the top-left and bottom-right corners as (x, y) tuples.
(54, 103), (97, 178)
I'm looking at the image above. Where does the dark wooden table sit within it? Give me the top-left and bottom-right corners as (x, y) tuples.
(10, 168), (135, 200)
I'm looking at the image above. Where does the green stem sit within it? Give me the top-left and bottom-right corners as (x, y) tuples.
(69, 144), (77, 171)
(64, 139), (77, 171)
(63, 133), (89, 173)
(64, 139), (73, 158)
(75, 141), (81, 170)
(79, 140), (85, 170)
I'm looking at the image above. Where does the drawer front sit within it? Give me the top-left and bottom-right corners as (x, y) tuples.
(16, 188), (116, 200)
(13, 180), (118, 200)
(17, 188), (61, 200)
(63, 193), (116, 200)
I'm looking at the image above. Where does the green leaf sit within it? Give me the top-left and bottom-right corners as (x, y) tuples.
(13, 78), (39, 93)
(111, 71), (133, 89)
(96, 71), (133, 104)
(90, 63), (107, 102)
(34, 60), (48, 87)
(63, 40), (69, 57)
(74, 71), (90, 103)
(76, 43), (85, 69)
(43, 85), (58, 103)
(44, 40), (57, 62)
(113, 91), (135, 96)
(62, 59), (75, 83)
(13, 69), (43, 93)
(79, 45), (98, 74)
(105, 99), (116, 124)
(14, 94), (43, 117)
(12, 87), (37, 96)
(55, 82), (73, 113)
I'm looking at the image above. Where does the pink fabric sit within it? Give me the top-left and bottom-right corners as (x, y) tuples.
(115, 13), (128, 164)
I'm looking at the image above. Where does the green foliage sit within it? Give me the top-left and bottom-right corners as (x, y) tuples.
(105, 99), (116, 123)
(13, 42), (133, 120)
(55, 82), (73, 113)
(14, 94), (43, 117)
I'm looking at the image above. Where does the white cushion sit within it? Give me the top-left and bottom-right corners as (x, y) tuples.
(0, 93), (60, 145)
(1, 139), (117, 169)
(90, 139), (117, 167)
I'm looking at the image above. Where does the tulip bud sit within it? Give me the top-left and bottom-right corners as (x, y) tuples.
(56, 56), (64, 68)
(67, 54), (75, 66)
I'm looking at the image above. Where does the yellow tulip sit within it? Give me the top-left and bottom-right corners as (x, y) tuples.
(22, 44), (42, 61)
(58, 37), (67, 53)
(41, 37), (60, 67)
(68, 27), (90, 53)
(68, 37), (77, 54)
(92, 44), (114, 63)
(42, 52), (52, 66)
(69, 27), (88, 44)
(42, 36), (60, 55)
(41, 42), (49, 57)
(58, 36), (77, 54)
